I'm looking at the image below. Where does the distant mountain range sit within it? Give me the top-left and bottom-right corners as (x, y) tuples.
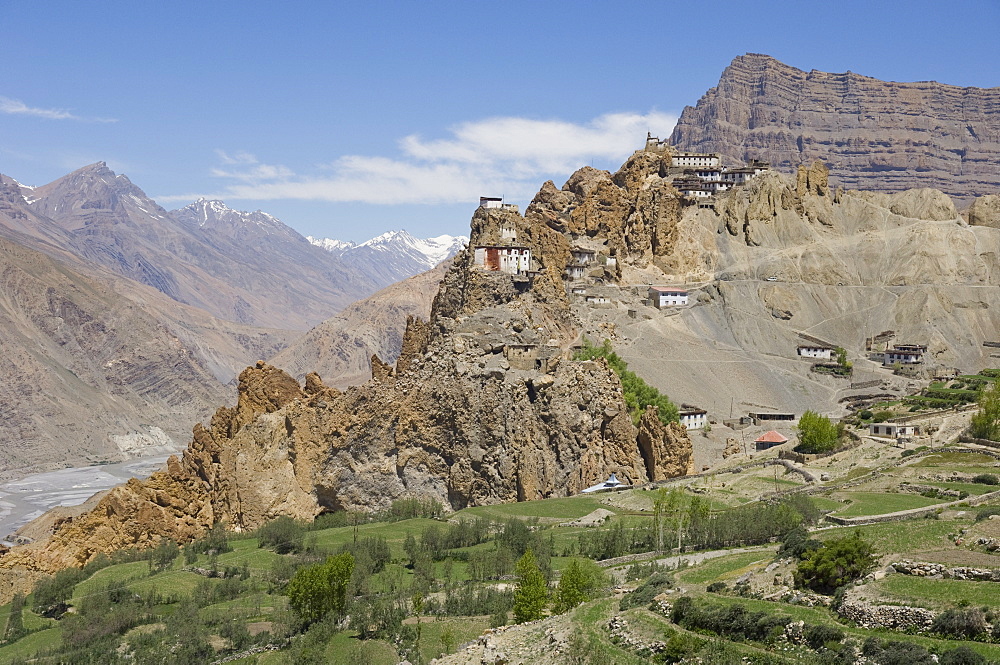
(307, 230), (467, 285)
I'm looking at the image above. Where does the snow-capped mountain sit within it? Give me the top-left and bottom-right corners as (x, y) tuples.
(308, 230), (467, 282)
(172, 198), (300, 242)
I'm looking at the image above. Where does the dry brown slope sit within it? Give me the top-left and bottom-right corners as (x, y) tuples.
(268, 263), (448, 387)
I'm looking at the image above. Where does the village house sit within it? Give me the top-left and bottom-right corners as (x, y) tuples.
(473, 245), (531, 275)
(479, 196), (502, 209)
(749, 412), (795, 424)
(585, 294), (611, 306)
(869, 423), (918, 438)
(679, 405), (708, 430)
(797, 345), (835, 360)
(566, 263), (588, 280)
(884, 344), (926, 365)
(754, 430), (788, 451)
(649, 286), (689, 308)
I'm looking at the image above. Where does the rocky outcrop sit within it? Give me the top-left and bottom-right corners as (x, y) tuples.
(637, 407), (695, 481)
(969, 194), (1000, 228)
(670, 53), (1000, 200)
(0, 186), (696, 589)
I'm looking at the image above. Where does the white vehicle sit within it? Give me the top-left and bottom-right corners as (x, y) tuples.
(765, 276), (778, 282)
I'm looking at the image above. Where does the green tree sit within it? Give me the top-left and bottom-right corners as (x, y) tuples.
(795, 410), (842, 454)
(256, 516), (305, 554)
(552, 558), (607, 613)
(794, 533), (877, 593)
(440, 625), (456, 655)
(4, 593), (25, 642)
(512, 549), (547, 623)
(970, 381), (1000, 441)
(286, 552), (355, 624)
(150, 538), (179, 572)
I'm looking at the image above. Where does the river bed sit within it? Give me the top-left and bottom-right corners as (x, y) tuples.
(0, 456), (171, 546)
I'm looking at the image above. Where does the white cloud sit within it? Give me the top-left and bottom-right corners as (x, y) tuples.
(162, 110), (678, 205)
(0, 96), (116, 122)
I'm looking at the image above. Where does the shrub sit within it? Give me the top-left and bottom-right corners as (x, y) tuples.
(974, 506), (1000, 522)
(940, 646), (987, 665)
(257, 516), (305, 554)
(706, 581), (728, 593)
(862, 637), (935, 665)
(932, 607), (991, 640)
(621, 571), (673, 609)
(971, 473), (999, 486)
(803, 624), (844, 650)
(795, 533), (877, 594)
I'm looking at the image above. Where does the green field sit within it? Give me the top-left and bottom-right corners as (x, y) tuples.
(677, 550), (772, 585)
(834, 492), (945, 517)
(872, 575), (1000, 609)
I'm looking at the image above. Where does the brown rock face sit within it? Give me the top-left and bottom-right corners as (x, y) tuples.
(670, 53), (1000, 200)
(0, 225), (695, 589)
(968, 194), (1000, 228)
(636, 407), (695, 481)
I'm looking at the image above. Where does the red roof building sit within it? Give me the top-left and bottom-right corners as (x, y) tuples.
(754, 430), (788, 451)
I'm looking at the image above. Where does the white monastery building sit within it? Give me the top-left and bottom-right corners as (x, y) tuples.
(883, 344), (926, 365)
(649, 287), (689, 308)
(797, 345), (834, 360)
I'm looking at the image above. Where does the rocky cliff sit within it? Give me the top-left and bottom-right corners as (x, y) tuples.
(670, 54), (1000, 200)
(0, 160), (698, 590)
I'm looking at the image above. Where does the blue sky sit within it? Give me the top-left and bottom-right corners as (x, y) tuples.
(2, 0), (999, 242)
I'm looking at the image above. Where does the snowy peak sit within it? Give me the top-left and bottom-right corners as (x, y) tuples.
(306, 236), (356, 253)
(170, 198), (301, 243)
(309, 230), (467, 271)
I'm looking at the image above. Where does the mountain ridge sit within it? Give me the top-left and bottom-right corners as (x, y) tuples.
(670, 53), (1000, 200)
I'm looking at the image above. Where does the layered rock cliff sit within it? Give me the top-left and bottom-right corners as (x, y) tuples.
(670, 53), (1000, 200)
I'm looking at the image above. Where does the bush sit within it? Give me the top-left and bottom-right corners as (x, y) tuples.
(795, 533), (877, 594)
(940, 646), (987, 665)
(778, 525), (821, 559)
(257, 516), (305, 554)
(621, 571), (673, 609)
(706, 581), (728, 593)
(862, 637), (935, 665)
(803, 624), (844, 650)
(932, 607), (991, 640)
(32, 567), (88, 615)
(971, 473), (999, 486)
(974, 506), (1000, 522)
